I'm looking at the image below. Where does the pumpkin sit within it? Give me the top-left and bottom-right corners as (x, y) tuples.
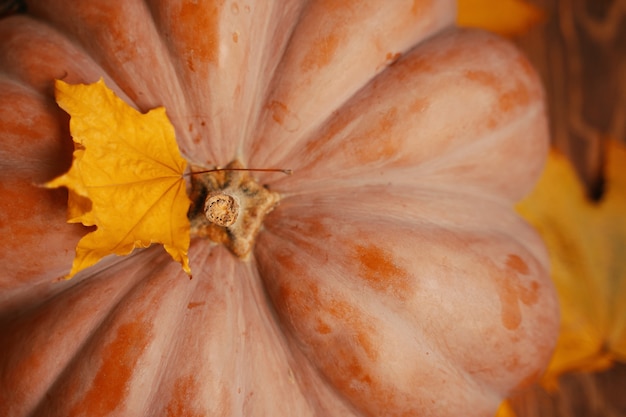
(0, 1), (559, 416)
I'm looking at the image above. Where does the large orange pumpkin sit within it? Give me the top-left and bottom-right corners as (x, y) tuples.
(0, 1), (558, 416)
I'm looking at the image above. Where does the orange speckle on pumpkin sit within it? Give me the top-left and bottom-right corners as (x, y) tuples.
(498, 81), (531, 113)
(263, 245), (420, 415)
(356, 331), (378, 361)
(353, 243), (410, 299)
(493, 254), (541, 330)
(2, 180), (63, 223)
(506, 253), (530, 275)
(496, 280), (522, 330)
(327, 298), (352, 319)
(173, 1), (222, 70)
(298, 216), (332, 240)
(351, 107), (401, 164)
(69, 318), (152, 417)
(316, 319), (332, 334)
(464, 69), (499, 85)
(464, 69), (532, 114)
(0, 318), (44, 413)
(272, 251), (318, 319)
(166, 375), (204, 417)
(409, 97), (429, 114)
(300, 34), (340, 71)
(187, 301), (206, 309)
(315, 0), (356, 12)
(521, 280), (540, 306)
(412, 0), (433, 15)
(301, 110), (353, 163)
(267, 100), (300, 132)
(329, 307), (378, 363)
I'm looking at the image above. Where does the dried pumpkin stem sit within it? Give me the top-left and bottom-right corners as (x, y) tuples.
(187, 160), (281, 258)
(204, 193), (239, 227)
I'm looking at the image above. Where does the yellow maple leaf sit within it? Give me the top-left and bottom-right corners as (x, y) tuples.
(46, 79), (191, 279)
(457, 0), (545, 37)
(517, 140), (626, 389)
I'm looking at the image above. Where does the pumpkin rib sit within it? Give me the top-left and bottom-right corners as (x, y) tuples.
(24, 0), (200, 158)
(255, 228), (509, 416)
(145, 244), (242, 416)
(428, 228), (553, 393)
(233, 1), (309, 162)
(263, 103), (546, 205)
(143, 1), (310, 166)
(142, 244), (339, 417)
(0, 15), (127, 100)
(0, 178), (83, 295)
(131, 249), (213, 416)
(129, 0), (219, 162)
(0, 248), (165, 417)
(260, 195), (556, 347)
(0, 79), (70, 182)
(0, 77), (175, 293)
(238, 259), (333, 416)
(254, 28), (547, 200)
(264, 330), (366, 416)
(247, 0), (457, 168)
(25, 249), (193, 417)
(266, 182), (552, 303)
(409, 102), (548, 201)
(0, 69), (45, 98)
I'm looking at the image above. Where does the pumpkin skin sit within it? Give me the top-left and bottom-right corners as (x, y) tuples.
(0, 1), (559, 416)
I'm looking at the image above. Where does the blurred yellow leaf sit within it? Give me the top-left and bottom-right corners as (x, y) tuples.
(46, 79), (191, 279)
(457, 0), (545, 37)
(495, 399), (516, 417)
(517, 140), (626, 389)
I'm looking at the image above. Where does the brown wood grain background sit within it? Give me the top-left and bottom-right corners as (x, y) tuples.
(511, 0), (626, 416)
(510, 363), (626, 416)
(515, 0), (626, 200)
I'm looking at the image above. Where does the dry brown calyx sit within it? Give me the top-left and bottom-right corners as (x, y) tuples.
(187, 160), (281, 258)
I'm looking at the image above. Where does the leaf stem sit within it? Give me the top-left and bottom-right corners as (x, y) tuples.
(184, 167), (292, 177)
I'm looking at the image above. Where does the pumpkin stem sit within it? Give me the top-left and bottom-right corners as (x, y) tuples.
(187, 160), (281, 258)
(204, 193), (239, 227)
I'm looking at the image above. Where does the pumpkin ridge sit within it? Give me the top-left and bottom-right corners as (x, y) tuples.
(248, 1), (457, 168)
(413, 103), (547, 197)
(31, 250), (194, 416)
(2, 250), (158, 416)
(255, 227), (501, 416)
(142, 250), (212, 416)
(237, 2), (308, 159)
(143, 1), (213, 162)
(257, 29), (546, 195)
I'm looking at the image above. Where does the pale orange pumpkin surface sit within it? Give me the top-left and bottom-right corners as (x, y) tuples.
(0, 1), (558, 416)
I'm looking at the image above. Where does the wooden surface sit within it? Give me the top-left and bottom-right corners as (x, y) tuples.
(514, 0), (626, 200)
(510, 363), (626, 416)
(511, 1), (626, 416)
